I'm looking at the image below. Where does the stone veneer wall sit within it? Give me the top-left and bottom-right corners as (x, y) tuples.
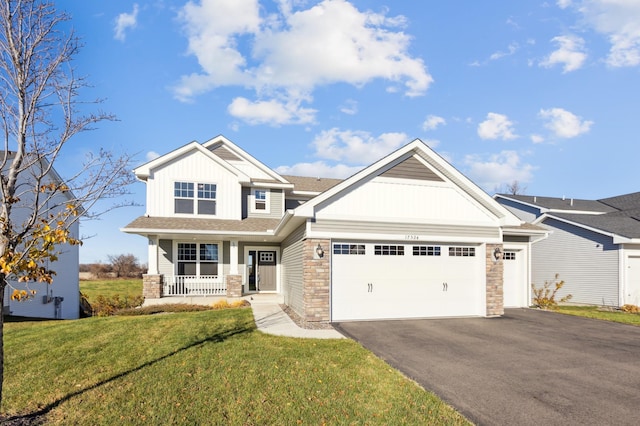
(143, 274), (163, 299)
(301, 238), (331, 326)
(485, 243), (504, 317)
(226, 274), (242, 298)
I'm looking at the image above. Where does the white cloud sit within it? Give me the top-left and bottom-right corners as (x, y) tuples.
(275, 161), (362, 179)
(489, 42), (519, 61)
(477, 113), (518, 140)
(146, 151), (160, 161)
(311, 128), (410, 165)
(538, 107), (593, 138)
(569, 0), (640, 67)
(422, 115), (446, 131)
(557, 0), (572, 9)
(540, 35), (587, 73)
(114, 4), (139, 41)
(530, 134), (545, 144)
(227, 97), (316, 126)
(340, 99), (358, 115)
(175, 0), (432, 124)
(464, 151), (535, 191)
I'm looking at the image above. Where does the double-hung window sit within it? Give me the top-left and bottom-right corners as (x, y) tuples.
(251, 188), (269, 213)
(174, 182), (216, 215)
(177, 243), (219, 276)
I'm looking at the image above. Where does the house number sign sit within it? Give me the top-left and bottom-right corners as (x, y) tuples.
(405, 235), (419, 240)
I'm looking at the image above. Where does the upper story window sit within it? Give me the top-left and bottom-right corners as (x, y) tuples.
(174, 182), (216, 215)
(251, 188), (270, 213)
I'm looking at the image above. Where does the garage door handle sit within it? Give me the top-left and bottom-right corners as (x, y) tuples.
(443, 282), (448, 292)
(367, 283), (373, 293)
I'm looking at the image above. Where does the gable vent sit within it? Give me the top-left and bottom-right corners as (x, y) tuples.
(380, 156), (444, 182)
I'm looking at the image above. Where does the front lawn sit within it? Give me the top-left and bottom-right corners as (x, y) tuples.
(80, 278), (142, 301)
(556, 305), (640, 326)
(2, 308), (469, 425)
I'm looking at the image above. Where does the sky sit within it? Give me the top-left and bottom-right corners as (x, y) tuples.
(54, 0), (640, 264)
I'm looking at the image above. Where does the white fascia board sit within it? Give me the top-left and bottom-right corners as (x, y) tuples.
(120, 226), (275, 238)
(547, 209), (607, 215)
(202, 135), (290, 184)
(305, 228), (503, 244)
(613, 236), (640, 244)
(133, 141), (251, 183)
(251, 181), (295, 189)
(291, 190), (321, 196)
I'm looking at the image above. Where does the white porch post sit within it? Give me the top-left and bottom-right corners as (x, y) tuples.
(148, 235), (159, 275)
(230, 240), (239, 274)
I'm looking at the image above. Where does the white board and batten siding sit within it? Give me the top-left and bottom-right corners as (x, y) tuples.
(145, 149), (242, 219)
(533, 218), (619, 306)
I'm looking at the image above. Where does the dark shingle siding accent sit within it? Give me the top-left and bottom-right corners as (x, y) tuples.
(380, 156), (444, 181)
(208, 144), (241, 161)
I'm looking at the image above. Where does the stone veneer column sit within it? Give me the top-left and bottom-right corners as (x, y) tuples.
(485, 243), (504, 317)
(142, 274), (163, 299)
(302, 238), (331, 326)
(226, 274), (243, 298)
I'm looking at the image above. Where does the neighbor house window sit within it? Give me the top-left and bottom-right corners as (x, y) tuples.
(374, 245), (404, 255)
(413, 245), (441, 256)
(251, 188), (270, 213)
(449, 247), (475, 257)
(177, 242), (219, 276)
(333, 244), (366, 255)
(174, 182), (216, 215)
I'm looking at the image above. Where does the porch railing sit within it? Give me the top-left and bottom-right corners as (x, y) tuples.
(164, 275), (226, 296)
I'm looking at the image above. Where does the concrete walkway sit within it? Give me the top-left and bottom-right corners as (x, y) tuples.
(143, 294), (344, 339)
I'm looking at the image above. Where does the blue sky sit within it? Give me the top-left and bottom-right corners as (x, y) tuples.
(59, 0), (640, 264)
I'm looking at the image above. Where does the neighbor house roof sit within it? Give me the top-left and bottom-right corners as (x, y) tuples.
(281, 175), (343, 194)
(496, 194), (616, 214)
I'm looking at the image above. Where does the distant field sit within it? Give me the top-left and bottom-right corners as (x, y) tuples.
(80, 278), (143, 301)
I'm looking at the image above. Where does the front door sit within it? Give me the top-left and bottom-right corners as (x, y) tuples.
(247, 250), (277, 292)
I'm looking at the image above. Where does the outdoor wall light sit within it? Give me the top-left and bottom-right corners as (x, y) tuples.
(493, 247), (502, 262)
(316, 243), (324, 258)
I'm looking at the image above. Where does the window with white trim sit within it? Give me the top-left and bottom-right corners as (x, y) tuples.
(333, 244), (366, 255)
(449, 246), (475, 257)
(251, 188), (269, 213)
(374, 245), (404, 255)
(413, 245), (441, 256)
(177, 243), (219, 276)
(174, 182), (216, 215)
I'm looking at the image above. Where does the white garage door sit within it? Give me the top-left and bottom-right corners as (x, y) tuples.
(626, 257), (640, 306)
(503, 249), (527, 308)
(331, 242), (484, 321)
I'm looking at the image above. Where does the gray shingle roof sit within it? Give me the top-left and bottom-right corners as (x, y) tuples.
(123, 216), (281, 233)
(550, 212), (640, 239)
(281, 175), (343, 193)
(498, 194), (616, 213)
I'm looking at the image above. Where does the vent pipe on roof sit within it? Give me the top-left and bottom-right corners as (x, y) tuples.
(571, 198), (574, 206)
(562, 195), (566, 200)
(533, 196), (537, 203)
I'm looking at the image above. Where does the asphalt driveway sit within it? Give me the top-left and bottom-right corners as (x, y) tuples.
(335, 309), (640, 426)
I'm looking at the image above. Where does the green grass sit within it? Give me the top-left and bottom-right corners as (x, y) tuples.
(2, 308), (469, 425)
(556, 305), (640, 326)
(80, 278), (142, 301)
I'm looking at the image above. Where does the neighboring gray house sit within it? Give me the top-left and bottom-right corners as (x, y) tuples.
(123, 135), (544, 326)
(495, 193), (640, 307)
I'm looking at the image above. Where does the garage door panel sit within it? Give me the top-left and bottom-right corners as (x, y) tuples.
(332, 242), (483, 321)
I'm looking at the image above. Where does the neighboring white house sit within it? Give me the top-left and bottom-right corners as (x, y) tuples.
(123, 135), (545, 325)
(2, 156), (80, 320)
(495, 193), (640, 307)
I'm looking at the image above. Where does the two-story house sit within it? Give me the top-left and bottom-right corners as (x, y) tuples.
(2, 154), (80, 319)
(123, 135), (544, 326)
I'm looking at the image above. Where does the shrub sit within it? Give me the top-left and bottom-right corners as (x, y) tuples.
(211, 299), (250, 310)
(621, 304), (640, 314)
(531, 274), (572, 309)
(90, 294), (145, 317)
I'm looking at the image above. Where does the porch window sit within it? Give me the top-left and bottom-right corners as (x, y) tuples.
(177, 242), (219, 275)
(174, 182), (217, 215)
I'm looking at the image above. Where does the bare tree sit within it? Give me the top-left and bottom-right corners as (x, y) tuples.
(0, 0), (135, 406)
(108, 253), (141, 278)
(496, 180), (527, 195)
